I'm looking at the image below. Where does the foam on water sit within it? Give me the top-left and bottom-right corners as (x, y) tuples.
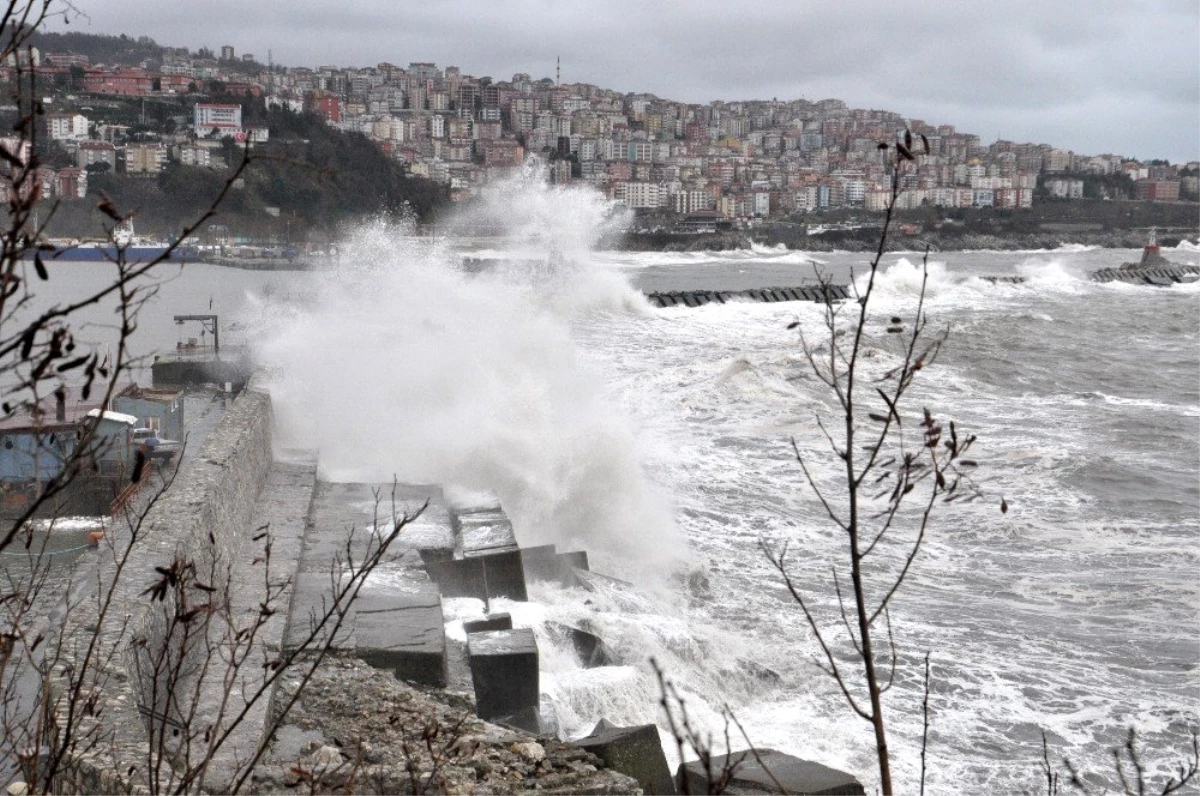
(256, 167), (681, 580)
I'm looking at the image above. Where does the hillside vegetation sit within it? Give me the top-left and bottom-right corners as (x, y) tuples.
(38, 102), (448, 242)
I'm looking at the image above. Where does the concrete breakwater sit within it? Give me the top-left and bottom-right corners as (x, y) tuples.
(646, 277), (1035, 308)
(647, 284), (853, 308)
(1089, 264), (1200, 285)
(54, 381), (864, 794)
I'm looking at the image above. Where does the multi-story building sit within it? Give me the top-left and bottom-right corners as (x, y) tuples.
(47, 113), (89, 141)
(1136, 181), (1181, 202)
(56, 167), (86, 199)
(1044, 178), (1084, 199)
(193, 103), (242, 138)
(76, 141), (117, 170)
(124, 143), (167, 175)
(53, 51), (1156, 213)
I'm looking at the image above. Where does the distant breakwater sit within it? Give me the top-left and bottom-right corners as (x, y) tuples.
(620, 229), (1199, 253)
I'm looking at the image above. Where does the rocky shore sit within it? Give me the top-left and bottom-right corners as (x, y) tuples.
(248, 657), (639, 795)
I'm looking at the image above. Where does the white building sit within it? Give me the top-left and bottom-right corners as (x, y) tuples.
(47, 113), (89, 141)
(615, 181), (667, 209)
(672, 189), (715, 214)
(177, 144), (213, 168)
(1044, 178), (1084, 199)
(193, 103), (243, 138)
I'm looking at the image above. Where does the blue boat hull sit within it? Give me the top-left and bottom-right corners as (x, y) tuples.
(36, 245), (192, 263)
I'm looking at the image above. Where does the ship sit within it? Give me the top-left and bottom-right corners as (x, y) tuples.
(31, 219), (195, 263)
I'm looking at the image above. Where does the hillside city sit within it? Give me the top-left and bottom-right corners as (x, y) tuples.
(4, 33), (1198, 239)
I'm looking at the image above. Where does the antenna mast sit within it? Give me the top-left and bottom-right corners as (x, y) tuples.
(556, 56), (560, 87)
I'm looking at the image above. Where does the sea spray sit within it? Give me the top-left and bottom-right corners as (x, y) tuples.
(256, 167), (682, 581)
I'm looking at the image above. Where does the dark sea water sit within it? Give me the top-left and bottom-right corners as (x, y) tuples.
(14, 235), (1199, 794)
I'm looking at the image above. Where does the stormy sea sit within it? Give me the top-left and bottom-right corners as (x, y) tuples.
(26, 172), (1200, 794)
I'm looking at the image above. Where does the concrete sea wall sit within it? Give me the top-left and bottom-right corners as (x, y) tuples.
(56, 384), (276, 793)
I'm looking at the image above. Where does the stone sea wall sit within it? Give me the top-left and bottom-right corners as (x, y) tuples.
(55, 384), (275, 793)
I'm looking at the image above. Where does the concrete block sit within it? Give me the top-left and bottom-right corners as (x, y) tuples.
(353, 568), (448, 687)
(578, 721), (675, 795)
(284, 571), (355, 653)
(459, 521), (516, 554)
(463, 612), (513, 634)
(424, 556), (484, 599)
(520, 544), (588, 588)
(547, 622), (614, 668)
(425, 548), (528, 602)
(301, 481), (452, 573)
(495, 705), (542, 734)
(560, 550), (590, 572)
(574, 569), (633, 592)
(676, 748), (864, 795)
(467, 629), (539, 722)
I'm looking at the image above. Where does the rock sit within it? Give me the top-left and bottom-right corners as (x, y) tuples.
(677, 748), (864, 795)
(577, 720), (675, 795)
(307, 745), (344, 768)
(7, 782), (28, 796)
(547, 621), (615, 668)
(512, 741), (546, 763)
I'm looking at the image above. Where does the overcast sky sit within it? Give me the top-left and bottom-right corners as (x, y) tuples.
(52, 1), (1199, 163)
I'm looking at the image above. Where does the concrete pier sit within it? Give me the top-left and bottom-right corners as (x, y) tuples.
(353, 570), (449, 687)
(286, 480), (454, 686)
(54, 378), (867, 793)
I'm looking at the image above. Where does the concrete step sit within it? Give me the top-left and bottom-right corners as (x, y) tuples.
(286, 481), (455, 688)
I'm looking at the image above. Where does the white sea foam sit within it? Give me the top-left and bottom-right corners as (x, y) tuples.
(257, 167), (681, 581)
